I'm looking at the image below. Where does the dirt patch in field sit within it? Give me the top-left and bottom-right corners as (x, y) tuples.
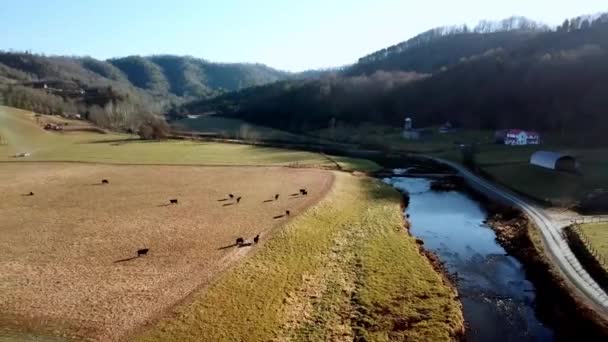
(0, 163), (332, 341)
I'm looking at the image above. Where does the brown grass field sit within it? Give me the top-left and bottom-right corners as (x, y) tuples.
(0, 162), (332, 341)
(0, 107), (463, 341)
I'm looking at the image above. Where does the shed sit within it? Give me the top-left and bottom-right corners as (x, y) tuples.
(530, 151), (579, 172)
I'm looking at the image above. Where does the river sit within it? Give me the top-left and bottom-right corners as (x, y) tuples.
(384, 176), (554, 341)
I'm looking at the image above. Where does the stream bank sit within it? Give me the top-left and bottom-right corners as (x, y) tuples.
(482, 196), (608, 340)
(385, 176), (553, 341)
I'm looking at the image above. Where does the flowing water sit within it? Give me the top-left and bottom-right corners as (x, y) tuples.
(384, 176), (554, 341)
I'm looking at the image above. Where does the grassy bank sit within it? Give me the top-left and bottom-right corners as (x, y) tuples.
(135, 173), (463, 342)
(0, 106), (378, 172)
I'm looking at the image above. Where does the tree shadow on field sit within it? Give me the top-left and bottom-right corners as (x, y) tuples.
(114, 256), (139, 263)
(81, 138), (155, 145)
(218, 243), (238, 250)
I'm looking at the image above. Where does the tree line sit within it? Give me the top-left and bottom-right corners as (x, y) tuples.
(184, 17), (608, 146)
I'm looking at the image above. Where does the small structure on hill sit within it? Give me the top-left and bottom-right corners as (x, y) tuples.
(438, 121), (454, 134)
(403, 117), (431, 140)
(530, 151), (579, 172)
(496, 129), (540, 145)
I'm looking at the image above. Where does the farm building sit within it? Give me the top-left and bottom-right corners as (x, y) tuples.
(402, 117), (432, 140)
(530, 151), (579, 172)
(495, 129), (540, 145)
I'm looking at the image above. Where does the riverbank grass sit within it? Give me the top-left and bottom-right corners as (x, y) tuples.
(136, 173), (463, 342)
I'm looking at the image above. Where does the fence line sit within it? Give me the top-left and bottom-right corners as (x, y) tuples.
(572, 216), (608, 225)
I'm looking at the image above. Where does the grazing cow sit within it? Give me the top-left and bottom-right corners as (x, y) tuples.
(101, 179), (109, 184)
(285, 210), (290, 216)
(302, 190), (308, 196)
(236, 196), (242, 203)
(229, 194), (234, 199)
(170, 199), (179, 204)
(137, 248), (149, 257)
(275, 194), (280, 200)
(299, 188), (306, 194)
(254, 234), (260, 244)
(406, 214), (410, 218)
(236, 237), (245, 245)
(28, 192), (34, 196)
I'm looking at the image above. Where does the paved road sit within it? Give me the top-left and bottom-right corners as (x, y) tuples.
(434, 158), (608, 316)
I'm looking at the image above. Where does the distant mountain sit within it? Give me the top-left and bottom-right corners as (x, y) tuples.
(347, 16), (549, 75)
(0, 53), (291, 101)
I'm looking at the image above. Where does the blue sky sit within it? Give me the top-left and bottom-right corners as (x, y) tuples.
(1, 0), (606, 71)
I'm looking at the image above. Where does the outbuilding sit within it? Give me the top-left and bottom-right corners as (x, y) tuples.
(530, 151), (579, 172)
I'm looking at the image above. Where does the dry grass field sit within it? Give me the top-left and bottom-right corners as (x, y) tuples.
(0, 106), (378, 172)
(0, 106), (463, 341)
(136, 173), (463, 342)
(0, 162), (332, 341)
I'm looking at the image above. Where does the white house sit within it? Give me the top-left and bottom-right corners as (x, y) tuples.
(500, 129), (540, 145)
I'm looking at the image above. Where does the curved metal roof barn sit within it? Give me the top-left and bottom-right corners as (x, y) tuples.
(530, 151), (579, 172)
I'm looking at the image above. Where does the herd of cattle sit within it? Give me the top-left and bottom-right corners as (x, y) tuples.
(23, 179), (309, 259)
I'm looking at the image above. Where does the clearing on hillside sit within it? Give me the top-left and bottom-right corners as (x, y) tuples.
(0, 162), (332, 341)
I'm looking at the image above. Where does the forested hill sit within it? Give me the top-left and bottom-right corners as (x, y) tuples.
(0, 53), (290, 100)
(181, 13), (608, 146)
(346, 16), (549, 75)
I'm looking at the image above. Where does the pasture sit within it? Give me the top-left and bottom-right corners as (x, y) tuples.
(172, 115), (307, 142)
(475, 146), (607, 206)
(0, 106), (462, 341)
(579, 222), (608, 266)
(0, 163), (332, 341)
(0, 106), (378, 172)
(434, 142), (608, 207)
(136, 173), (463, 342)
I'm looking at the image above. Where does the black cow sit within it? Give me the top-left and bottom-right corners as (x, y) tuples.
(101, 179), (109, 184)
(170, 199), (179, 204)
(229, 194), (234, 199)
(302, 190), (308, 196)
(27, 192), (34, 196)
(285, 210), (290, 216)
(236, 237), (245, 245)
(236, 196), (242, 203)
(137, 248), (149, 257)
(275, 194), (280, 200)
(299, 188), (306, 194)
(254, 234), (260, 244)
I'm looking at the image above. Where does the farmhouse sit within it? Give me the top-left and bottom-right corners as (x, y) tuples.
(530, 151), (579, 172)
(496, 129), (540, 145)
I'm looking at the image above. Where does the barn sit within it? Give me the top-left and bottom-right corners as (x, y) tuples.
(530, 151), (579, 172)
